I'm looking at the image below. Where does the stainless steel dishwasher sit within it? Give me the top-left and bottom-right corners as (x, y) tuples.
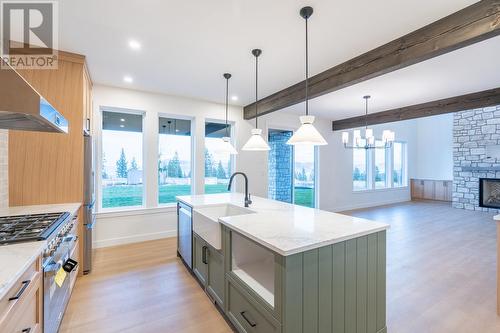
(177, 201), (193, 269)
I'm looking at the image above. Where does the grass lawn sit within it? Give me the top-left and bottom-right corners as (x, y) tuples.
(102, 184), (228, 208)
(294, 187), (314, 208)
(103, 184), (313, 208)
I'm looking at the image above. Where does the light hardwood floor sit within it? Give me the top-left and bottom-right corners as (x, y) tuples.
(60, 200), (500, 333)
(59, 237), (233, 333)
(343, 200), (500, 333)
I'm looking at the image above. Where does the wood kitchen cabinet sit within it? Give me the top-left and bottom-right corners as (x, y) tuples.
(193, 233), (208, 286)
(192, 232), (225, 307)
(0, 256), (42, 333)
(411, 179), (452, 202)
(9, 51), (93, 275)
(223, 226), (387, 333)
(207, 244), (225, 306)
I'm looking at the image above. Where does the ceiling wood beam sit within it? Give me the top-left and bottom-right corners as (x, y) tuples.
(331, 87), (500, 131)
(243, 0), (500, 120)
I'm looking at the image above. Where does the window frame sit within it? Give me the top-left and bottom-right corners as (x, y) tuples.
(266, 124), (319, 208)
(157, 113), (195, 207)
(204, 118), (236, 194)
(97, 106), (146, 212)
(352, 145), (370, 192)
(352, 140), (408, 192)
(391, 141), (407, 188)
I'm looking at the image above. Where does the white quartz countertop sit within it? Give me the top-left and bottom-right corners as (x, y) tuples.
(177, 194), (389, 256)
(0, 203), (81, 300)
(0, 202), (81, 217)
(0, 241), (46, 300)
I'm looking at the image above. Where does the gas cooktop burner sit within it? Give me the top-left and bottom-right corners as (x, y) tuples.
(0, 212), (70, 245)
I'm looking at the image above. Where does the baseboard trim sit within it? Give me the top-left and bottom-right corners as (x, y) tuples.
(329, 197), (411, 213)
(93, 230), (176, 248)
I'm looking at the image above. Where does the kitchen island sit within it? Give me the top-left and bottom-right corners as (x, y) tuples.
(177, 193), (389, 333)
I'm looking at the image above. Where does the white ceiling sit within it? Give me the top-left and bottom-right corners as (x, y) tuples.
(58, 0), (487, 119)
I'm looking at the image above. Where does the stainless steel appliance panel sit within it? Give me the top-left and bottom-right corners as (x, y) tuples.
(83, 133), (95, 274)
(177, 202), (192, 269)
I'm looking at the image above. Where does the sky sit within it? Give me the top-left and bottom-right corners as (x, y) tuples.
(103, 130), (142, 177)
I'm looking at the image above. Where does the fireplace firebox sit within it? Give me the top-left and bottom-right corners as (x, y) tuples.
(479, 178), (500, 209)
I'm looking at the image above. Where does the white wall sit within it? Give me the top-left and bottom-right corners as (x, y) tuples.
(414, 114), (454, 180)
(92, 84), (420, 248)
(92, 85), (260, 248)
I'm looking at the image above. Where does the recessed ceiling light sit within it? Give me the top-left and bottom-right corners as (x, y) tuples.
(120, 118), (125, 122)
(231, 95), (238, 101)
(120, 124), (125, 128)
(128, 39), (141, 50)
(123, 76), (133, 83)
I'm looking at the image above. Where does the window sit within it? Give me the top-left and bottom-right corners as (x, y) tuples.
(294, 145), (315, 207)
(374, 141), (387, 189)
(158, 117), (192, 204)
(352, 140), (407, 191)
(205, 122), (233, 194)
(101, 111), (143, 209)
(393, 142), (406, 187)
(353, 140), (368, 191)
(268, 128), (316, 208)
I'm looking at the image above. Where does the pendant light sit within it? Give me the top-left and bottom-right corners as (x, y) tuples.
(242, 49), (270, 151)
(217, 73), (238, 155)
(341, 95), (395, 149)
(287, 6), (327, 146)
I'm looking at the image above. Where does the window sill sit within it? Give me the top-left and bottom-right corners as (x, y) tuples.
(97, 204), (177, 219)
(352, 186), (409, 194)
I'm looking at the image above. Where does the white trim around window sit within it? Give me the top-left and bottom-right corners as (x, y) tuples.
(352, 141), (408, 193)
(96, 106), (147, 213)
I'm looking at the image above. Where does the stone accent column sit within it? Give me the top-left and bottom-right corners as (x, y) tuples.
(268, 130), (293, 203)
(452, 105), (500, 211)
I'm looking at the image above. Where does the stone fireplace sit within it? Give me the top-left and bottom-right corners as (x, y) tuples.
(453, 105), (500, 212)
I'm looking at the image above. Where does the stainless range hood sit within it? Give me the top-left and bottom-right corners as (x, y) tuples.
(0, 62), (68, 133)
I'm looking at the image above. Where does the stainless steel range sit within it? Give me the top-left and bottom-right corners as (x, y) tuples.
(0, 212), (79, 333)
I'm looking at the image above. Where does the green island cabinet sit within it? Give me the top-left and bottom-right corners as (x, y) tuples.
(179, 201), (387, 333)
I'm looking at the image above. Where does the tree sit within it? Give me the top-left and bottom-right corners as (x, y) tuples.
(299, 167), (307, 181)
(216, 160), (226, 179)
(205, 149), (214, 177)
(102, 152), (108, 179)
(168, 151), (183, 178)
(130, 157), (138, 170)
(375, 166), (385, 182)
(353, 167), (361, 181)
(116, 148), (128, 178)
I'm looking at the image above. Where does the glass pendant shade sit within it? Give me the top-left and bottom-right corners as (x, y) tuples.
(242, 128), (270, 151)
(287, 116), (327, 146)
(218, 136), (238, 155)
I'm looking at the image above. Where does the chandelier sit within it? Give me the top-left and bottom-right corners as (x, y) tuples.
(341, 95), (395, 149)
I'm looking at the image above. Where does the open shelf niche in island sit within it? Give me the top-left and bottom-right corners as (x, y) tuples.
(231, 232), (275, 307)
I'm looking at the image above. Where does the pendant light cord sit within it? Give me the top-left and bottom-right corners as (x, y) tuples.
(255, 54), (258, 129)
(365, 97), (368, 130)
(225, 76), (229, 137)
(305, 16), (309, 116)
